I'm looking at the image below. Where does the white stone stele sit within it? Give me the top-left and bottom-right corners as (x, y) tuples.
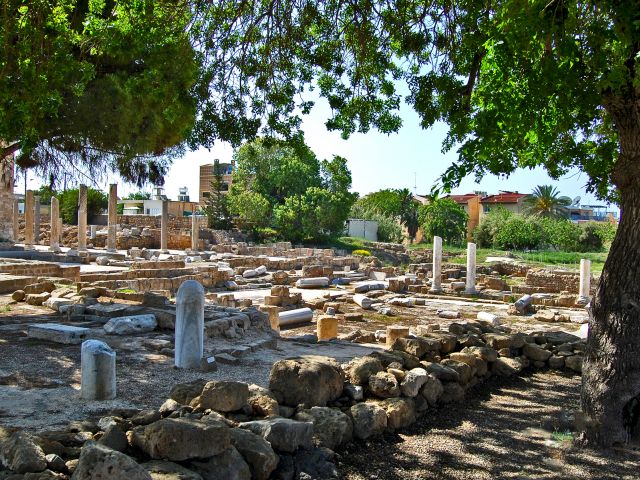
(430, 236), (443, 293)
(295, 277), (330, 288)
(90, 225), (97, 239)
(465, 242), (477, 294)
(81, 339), (116, 400)
(278, 307), (313, 327)
(578, 259), (592, 303)
(353, 294), (373, 309)
(175, 280), (205, 369)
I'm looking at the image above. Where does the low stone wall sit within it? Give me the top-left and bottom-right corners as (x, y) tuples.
(0, 259), (80, 281)
(525, 268), (598, 295)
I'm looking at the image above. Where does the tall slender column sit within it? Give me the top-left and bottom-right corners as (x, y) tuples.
(465, 242), (477, 294)
(191, 206), (199, 252)
(78, 184), (88, 251)
(12, 198), (19, 243)
(578, 259), (592, 303)
(160, 200), (168, 253)
(106, 184), (117, 252)
(33, 195), (41, 245)
(58, 217), (63, 246)
(430, 236), (442, 293)
(23, 190), (34, 250)
(50, 197), (61, 252)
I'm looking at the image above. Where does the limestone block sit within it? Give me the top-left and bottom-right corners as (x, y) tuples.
(28, 323), (90, 345)
(385, 325), (409, 348)
(350, 402), (387, 440)
(316, 315), (338, 341)
(72, 442), (151, 480)
(353, 294), (373, 309)
(239, 418), (313, 453)
(104, 314), (157, 335)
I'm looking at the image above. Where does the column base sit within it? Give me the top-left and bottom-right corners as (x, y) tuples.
(160, 249), (169, 254)
(465, 288), (477, 295)
(576, 296), (590, 306)
(429, 287), (443, 294)
(49, 246), (61, 253)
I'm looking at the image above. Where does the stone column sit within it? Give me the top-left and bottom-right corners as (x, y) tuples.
(77, 184), (88, 251)
(80, 340), (116, 400)
(12, 198), (19, 243)
(160, 200), (168, 253)
(465, 242), (477, 294)
(191, 207), (199, 252)
(34, 195), (41, 244)
(106, 183), (117, 252)
(175, 280), (204, 369)
(430, 236), (442, 293)
(58, 217), (63, 246)
(49, 197), (61, 252)
(578, 259), (592, 303)
(90, 225), (97, 239)
(23, 190), (34, 250)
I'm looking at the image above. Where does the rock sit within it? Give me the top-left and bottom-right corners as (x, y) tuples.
(98, 424), (127, 452)
(96, 256), (111, 266)
(11, 290), (25, 302)
(294, 407), (353, 450)
(419, 374), (444, 406)
(103, 314), (157, 335)
(400, 368), (428, 397)
(440, 359), (473, 385)
(533, 310), (557, 322)
(189, 446), (250, 480)
(548, 355), (565, 370)
(483, 333), (512, 350)
(523, 343), (552, 362)
(248, 393), (279, 417)
(293, 447), (339, 480)
(392, 337), (439, 358)
(420, 361), (460, 383)
(72, 442), (151, 480)
(131, 410), (162, 426)
(25, 292), (51, 306)
(269, 357), (343, 407)
(239, 418), (313, 453)
(349, 402), (387, 440)
(437, 310), (460, 319)
(439, 382), (465, 404)
(169, 380), (207, 405)
(379, 398), (416, 430)
(199, 381), (249, 412)
(344, 356), (383, 386)
(229, 429), (278, 480)
(462, 346), (499, 363)
(344, 383), (364, 401)
(0, 431), (47, 473)
(130, 418), (230, 461)
(45, 454), (66, 473)
(565, 355), (583, 372)
(368, 371), (400, 398)
(492, 357), (524, 376)
(142, 460), (203, 480)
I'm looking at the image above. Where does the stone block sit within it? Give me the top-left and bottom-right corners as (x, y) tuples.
(28, 323), (91, 344)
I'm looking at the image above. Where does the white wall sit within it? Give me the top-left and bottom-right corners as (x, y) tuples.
(347, 219), (378, 242)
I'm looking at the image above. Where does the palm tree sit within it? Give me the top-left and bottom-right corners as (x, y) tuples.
(396, 188), (420, 242)
(523, 185), (572, 218)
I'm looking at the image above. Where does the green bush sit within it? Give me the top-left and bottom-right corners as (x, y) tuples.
(577, 223), (604, 252)
(540, 217), (581, 251)
(352, 249), (372, 257)
(254, 227), (279, 243)
(58, 188), (108, 225)
(588, 221), (617, 245)
(493, 216), (543, 250)
(418, 198), (468, 246)
(473, 207), (513, 247)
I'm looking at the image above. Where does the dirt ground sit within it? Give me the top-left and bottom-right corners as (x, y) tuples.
(338, 371), (640, 480)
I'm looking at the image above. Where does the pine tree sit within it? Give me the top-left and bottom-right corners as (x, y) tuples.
(204, 160), (232, 230)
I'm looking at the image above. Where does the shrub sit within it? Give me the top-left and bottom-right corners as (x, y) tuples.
(493, 216), (543, 250)
(352, 249), (372, 257)
(58, 188), (108, 225)
(540, 217), (581, 251)
(473, 207), (513, 247)
(419, 198), (468, 245)
(589, 221), (617, 245)
(577, 223), (604, 252)
(254, 227), (279, 243)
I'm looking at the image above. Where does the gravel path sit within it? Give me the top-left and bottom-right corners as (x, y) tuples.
(338, 372), (640, 480)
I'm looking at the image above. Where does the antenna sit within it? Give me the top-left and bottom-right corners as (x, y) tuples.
(572, 196), (581, 206)
(413, 172), (417, 194)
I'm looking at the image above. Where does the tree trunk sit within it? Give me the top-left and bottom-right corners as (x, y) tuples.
(581, 157), (640, 446)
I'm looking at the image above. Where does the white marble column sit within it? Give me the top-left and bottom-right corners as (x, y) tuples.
(175, 280), (204, 369)
(465, 242), (477, 294)
(80, 340), (116, 400)
(430, 236), (442, 293)
(160, 200), (168, 253)
(578, 259), (591, 303)
(34, 195), (41, 245)
(106, 184), (117, 252)
(12, 198), (19, 243)
(23, 190), (34, 250)
(90, 225), (97, 239)
(191, 208), (199, 252)
(78, 184), (88, 251)
(49, 197), (61, 252)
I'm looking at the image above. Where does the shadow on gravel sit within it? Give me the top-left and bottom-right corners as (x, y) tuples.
(339, 372), (640, 480)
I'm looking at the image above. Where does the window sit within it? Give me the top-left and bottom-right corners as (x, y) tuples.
(203, 192), (210, 198)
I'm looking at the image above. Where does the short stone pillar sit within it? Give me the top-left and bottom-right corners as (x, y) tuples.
(34, 196), (41, 244)
(90, 225), (97, 239)
(191, 210), (199, 252)
(49, 197), (61, 252)
(23, 190), (35, 250)
(260, 305), (280, 332)
(578, 259), (592, 303)
(12, 198), (19, 243)
(430, 236), (443, 293)
(160, 200), (169, 253)
(80, 340), (116, 400)
(465, 242), (477, 294)
(175, 280), (204, 369)
(386, 325), (410, 348)
(106, 183), (117, 252)
(317, 315), (338, 341)
(77, 184), (88, 251)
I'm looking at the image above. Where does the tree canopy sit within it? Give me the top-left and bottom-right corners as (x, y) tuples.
(523, 185), (572, 219)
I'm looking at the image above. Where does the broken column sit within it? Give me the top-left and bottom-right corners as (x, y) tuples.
(49, 197), (61, 252)
(430, 235), (443, 293)
(386, 325), (409, 348)
(160, 200), (168, 253)
(465, 242), (477, 294)
(106, 183), (117, 252)
(317, 315), (338, 341)
(34, 195), (41, 244)
(175, 280), (204, 369)
(278, 307), (313, 327)
(23, 190), (34, 250)
(191, 208), (199, 252)
(12, 198), (19, 243)
(578, 259), (592, 303)
(77, 184), (88, 251)
(80, 339), (116, 400)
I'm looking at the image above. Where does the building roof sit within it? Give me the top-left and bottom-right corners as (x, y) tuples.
(481, 192), (529, 204)
(443, 193), (480, 204)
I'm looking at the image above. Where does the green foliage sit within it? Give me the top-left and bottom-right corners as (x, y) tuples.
(493, 216), (543, 250)
(419, 198), (468, 246)
(352, 249), (372, 257)
(349, 202), (403, 243)
(356, 188), (419, 241)
(578, 223), (604, 252)
(34, 185), (56, 205)
(227, 190), (271, 231)
(204, 160), (232, 230)
(58, 188), (107, 225)
(523, 185), (572, 219)
(588, 222), (618, 245)
(473, 208), (514, 248)
(254, 227), (279, 243)
(539, 217), (581, 251)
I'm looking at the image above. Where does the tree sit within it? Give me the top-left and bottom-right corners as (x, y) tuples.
(358, 188), (419, 241)
(419, 198), (468, 246)
(397, 188), (420, 243)
(523, 185), (572, 219)
(349, 202), (404, 243)
(187, 1), (637, 446)
(58, 188), (107, 225)
(227, 190), (271, 232)
(0, 1), (199, 186)
(204, 160), (232, 229)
